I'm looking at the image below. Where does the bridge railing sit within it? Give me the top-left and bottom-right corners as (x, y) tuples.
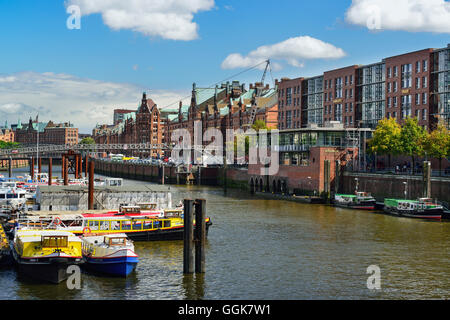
(0, 143), (169, 157)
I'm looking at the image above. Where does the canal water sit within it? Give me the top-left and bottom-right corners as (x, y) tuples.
(1, 166), (449, 299)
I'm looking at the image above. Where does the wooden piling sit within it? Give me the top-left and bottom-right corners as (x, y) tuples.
(88, 161), (95, 210)
(423, 161), (431, 198)
(183, 199), (195, 274)
(334, 160), (341, 194)
(38, 158), (42, 174)
(8, 157), (12, 178)
(64, 156), (69, 186)
(323, 160), (331, 203)
(194, 199), (206, 274)
(30, 157), (35, 180)
(48, 158), (52, 186)
(75, 155), (79, 180)
(85, 155), (89, 178)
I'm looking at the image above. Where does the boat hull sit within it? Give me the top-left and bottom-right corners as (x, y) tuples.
(14, 256), (83, 284)
(75, 221), (212, 242)
(383, 207), (442, 220)
(84, 256), (138, 277)
(334, 201), (377, 211)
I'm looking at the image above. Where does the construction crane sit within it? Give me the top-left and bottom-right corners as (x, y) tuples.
(248, 60), (272, 126)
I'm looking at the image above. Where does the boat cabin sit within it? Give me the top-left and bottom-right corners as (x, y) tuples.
(137, 203), (157, 210)
(119, 206), (142, 215)
(104, 235), (128, 247)
(41, 235), (69, 248)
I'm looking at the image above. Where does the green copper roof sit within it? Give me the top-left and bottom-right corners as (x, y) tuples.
(195, 87), (226, 106)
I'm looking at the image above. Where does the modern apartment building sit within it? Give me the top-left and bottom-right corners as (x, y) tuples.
(276, 43), (450, 131)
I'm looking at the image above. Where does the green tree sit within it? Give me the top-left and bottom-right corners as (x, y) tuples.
(399, 117), (427, 174)
(368, 118), (402, 168)
(0, 141), (20, 149)
(425, 124), (450, 176)
(79, 137), (95, 145)
(251, 120), (269, 132)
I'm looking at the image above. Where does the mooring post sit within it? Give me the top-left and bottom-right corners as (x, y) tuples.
(8, 157), (12, 178)
(423, 161), (431, 198)
(85, 155), (89, 178)
(64, 156), (69, 186)
(75, 155), (79, 180)
(48, 158), (52, 186)
(88, 161), (95, 210)
(62, 155), (65, 181)
(194, 199), (206, 274)
(30, 157), (35, 180)
(335, 160), (341, 194)
(183, 199), (195, 274)
(38, 157), (42, 174)
(198, 166), (201, 186)
(324, 160), (331, 203)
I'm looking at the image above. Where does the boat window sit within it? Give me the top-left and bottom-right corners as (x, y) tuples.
(122, 221), (132, 230)
(154, 221), (161, 229)
(109, 237), (126, 246)
(111, 221), (121, 230)
(89, 221), (100, 231)
(42, 236), (68, 248)
(20, 194), (25, 198)
(132, 221), (142, 231)
(143, 220), (153, 230)
(163, 220), (171, 228)
(100, 221), (110, 231)
(0, 194), (5, 199)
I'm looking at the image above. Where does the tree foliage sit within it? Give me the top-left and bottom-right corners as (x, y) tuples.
(368, 118), (401, 156)
(79, 137), (95, 145)
(0, 141), (20, 149)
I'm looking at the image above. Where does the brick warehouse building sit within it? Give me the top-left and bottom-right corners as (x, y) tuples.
(165, 81), (278, 148)
(277, 43), (450, 131)
(93, 93), (173, 158)
(14, 117), (78, 145)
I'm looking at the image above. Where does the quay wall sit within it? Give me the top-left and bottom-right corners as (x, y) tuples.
(0, 159), (28, 171)
(92, 160), (249, 189)
(342, 172), (450, 204)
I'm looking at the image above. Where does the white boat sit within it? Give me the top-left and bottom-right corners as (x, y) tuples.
(81, 233), (138, 277)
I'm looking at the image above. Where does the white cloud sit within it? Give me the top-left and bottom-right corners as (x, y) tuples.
(66, 0), (216, 41)
(0, 71), (188, 133)
(345, 0), (450, 33)
(221, 36), (346, 70)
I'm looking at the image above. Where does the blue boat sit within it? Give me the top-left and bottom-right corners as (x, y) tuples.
(81, 234), (138, 277)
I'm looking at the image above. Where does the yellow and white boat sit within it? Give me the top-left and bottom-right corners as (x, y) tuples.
(0, 224), (10, 265)
(11, 229), (83, 283)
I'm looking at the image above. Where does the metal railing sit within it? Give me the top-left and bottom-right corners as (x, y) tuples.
(0, 143), (169, 157)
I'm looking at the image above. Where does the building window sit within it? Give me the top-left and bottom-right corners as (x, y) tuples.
(422, 93), (427, 105)
(415, 93), (421, 105)
(393, 66), (398, 77)
(388, 67), (392, 78)
(415, 77), (420, 89)
(401, 64), (412, 88)
(393, 96), (398, 107)
(422, 76), (427, 88)
(393, 81), (398, 92)
(422, 109), (427, 120)
(416, 61), (421, 73)
(423, 60), (428, 72)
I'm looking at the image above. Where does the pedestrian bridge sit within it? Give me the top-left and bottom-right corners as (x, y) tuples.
(0, 143), (168, 157)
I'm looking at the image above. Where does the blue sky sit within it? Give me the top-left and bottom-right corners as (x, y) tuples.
(0, 0), (449, 132)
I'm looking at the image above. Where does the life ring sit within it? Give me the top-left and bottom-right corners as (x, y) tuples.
(53, 217), (62, 226)
(82, 227), (92, 234)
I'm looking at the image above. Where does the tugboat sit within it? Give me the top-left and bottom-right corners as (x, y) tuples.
(333, 192), (377, 210)
(383, 198), (443, 220)
(11, 229), (83, 283)
(81, 233), (138, 277)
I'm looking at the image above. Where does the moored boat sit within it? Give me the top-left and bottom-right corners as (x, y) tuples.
(81, 233), (138, 277)
(11, 229), (83, 283)
(333, 192), (377, 210)
(383, 198), (443, 220)
(0, 224), (11, 265)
